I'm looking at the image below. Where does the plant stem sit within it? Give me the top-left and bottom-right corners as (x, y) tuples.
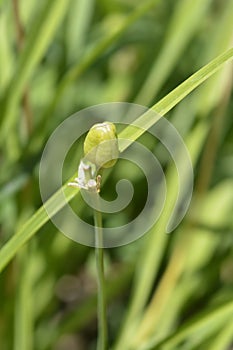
(93, 195), (108, 350)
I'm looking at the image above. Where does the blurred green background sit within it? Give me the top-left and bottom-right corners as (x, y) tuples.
(0, 0), (233, 349)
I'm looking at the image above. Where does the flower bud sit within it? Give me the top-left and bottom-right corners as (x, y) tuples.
(84, 122), (119, 168)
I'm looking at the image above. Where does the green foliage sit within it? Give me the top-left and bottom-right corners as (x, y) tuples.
(0, 0), (233, 349)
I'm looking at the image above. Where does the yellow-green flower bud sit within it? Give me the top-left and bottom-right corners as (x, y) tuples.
(84, 122), (119, 168)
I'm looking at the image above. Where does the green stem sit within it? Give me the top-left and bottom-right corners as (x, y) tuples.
(93, 195), (108, 350)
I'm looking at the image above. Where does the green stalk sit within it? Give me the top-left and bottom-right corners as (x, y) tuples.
(93, 194), (108, 350)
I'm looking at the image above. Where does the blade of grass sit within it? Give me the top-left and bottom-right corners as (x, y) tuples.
(119, 48), (233, 145)
(14, 246), (34, 350)
(30, 0), (161, 151)
(150, 299), (233, 349)
(0, 48), (233, 273)
(113, 120), (209, 350)
(127, 39), (233, 350)
(131, 226), (219, 349)
(195, 0), (233, 116)
(0, 0), (70, 144)
(138, 276), (203, 349)
(207, 322), (233, 350)
(134, 0), (211, 106)
(66, 0), (95, 64)
(35, 263), (133, 350)
(0, 5), (14, 93)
